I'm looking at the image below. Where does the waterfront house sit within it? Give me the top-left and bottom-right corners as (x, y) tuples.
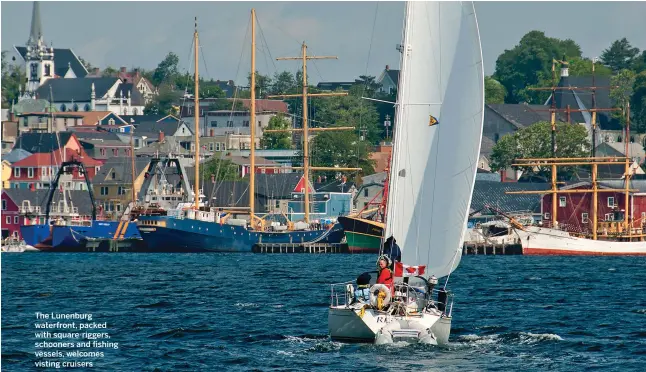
(92, 157), (151, 219)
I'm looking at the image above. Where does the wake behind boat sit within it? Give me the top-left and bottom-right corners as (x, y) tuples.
(329, 1), (485, 344)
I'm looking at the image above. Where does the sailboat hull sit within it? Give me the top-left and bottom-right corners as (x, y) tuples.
(20, 222), (142, 251)
(137, 215), (346, 252)
(338, 216), (383, 253)
(518, 226), (646, 256)
(328, 305), (451, 345)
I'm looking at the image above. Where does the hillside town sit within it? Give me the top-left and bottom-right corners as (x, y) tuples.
(1, 1), (646, 249)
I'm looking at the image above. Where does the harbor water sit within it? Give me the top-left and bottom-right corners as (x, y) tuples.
(2, 254), (645, 371)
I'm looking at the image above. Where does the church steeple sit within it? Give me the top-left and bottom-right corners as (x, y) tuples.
(29, 1), (43, 44)
(23, 1), (54, 99)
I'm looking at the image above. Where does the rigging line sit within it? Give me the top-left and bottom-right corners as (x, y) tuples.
(226, 17), (251, 122)
(255, 14), (278, 73)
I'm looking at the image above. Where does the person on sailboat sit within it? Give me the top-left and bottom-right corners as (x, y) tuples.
(376, 255), (394, 290)
(382, 236), (401, 267)
(354, 272), (372, 302)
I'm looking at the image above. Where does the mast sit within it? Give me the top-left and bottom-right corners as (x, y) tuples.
(249, 9), (256, 221)
(625, 102), (631, 236)
(268, 45), (353, 223)
(130, 126), (136, 206)
(193, 17), (200, 210)
(550, 60), (558, 228)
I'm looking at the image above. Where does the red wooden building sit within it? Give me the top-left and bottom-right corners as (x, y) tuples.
(541, 180), (646, 233)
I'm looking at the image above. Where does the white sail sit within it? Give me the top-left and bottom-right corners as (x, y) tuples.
(385, 1), (484, 278)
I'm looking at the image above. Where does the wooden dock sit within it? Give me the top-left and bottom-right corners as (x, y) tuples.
(462, 243), (523, 255)
(252, 243), (348, 254)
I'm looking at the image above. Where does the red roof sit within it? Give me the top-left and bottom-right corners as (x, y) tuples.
(239, 99), (288, 113)
(12, 148), (102, 167)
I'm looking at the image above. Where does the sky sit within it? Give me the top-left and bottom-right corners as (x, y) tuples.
(2, 1), (645, 86)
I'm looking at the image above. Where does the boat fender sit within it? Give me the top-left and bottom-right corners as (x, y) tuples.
(375, 321), (400, 345)
(369, 284), (391, 310)
(359, 304), (369, 319)
(408, 321), (437, 345)
(346, 284), (355, 303)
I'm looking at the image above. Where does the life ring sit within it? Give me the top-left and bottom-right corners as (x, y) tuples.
(369, 284), (392, 309)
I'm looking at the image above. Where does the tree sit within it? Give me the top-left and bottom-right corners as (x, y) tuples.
(207, 98), (245, 112)
(485, 76), (506, 104)
(308, 130), (375, 179)
(1, 51), (23, 108)
(77, 56), (94, 72)
(353, 75), (381, 98)
(269, 71), (297, 95)
(568, 57), (612, 76)
(143, 86), (180, 115)
(600, 38), (641, 73)
(610, 69), (636, 127)
(260, 114), (292, 149)
(633, 51), (646, 74)
(490, 121), (591, 179)
(631, 71), (646, 134)
(494, 31), (582, 104)
(152, 52), (180, 87)
(200, 157), (241, 181)
(247, 71), (272, 98)
(102, 66), (118, 77)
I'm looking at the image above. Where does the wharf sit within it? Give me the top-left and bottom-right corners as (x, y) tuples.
(252, 242), (348, 253)
(462, 243), (523, 255)
(85, 238), (148, 252)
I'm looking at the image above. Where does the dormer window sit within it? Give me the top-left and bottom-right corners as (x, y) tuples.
(108, 118), (115, 125)
(73, 104), (79, 112)
(44, 64), (51, 77)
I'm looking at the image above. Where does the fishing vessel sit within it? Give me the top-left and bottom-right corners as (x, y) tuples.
(329, 1), (484, 344)
(136, 12), (351, 252)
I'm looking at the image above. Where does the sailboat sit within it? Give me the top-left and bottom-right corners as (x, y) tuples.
(328, 1), (484, 344)
(136, 12), (346, 252)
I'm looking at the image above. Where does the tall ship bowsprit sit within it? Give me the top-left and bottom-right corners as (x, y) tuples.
(136, 12), (356, 252)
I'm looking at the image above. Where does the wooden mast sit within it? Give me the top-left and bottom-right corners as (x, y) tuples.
(268, 44), (355, 223)
(130, 125), (136, 206)
(591, 59), (598, 239)
(193, 17), (200, 210)
(550, 60), (558, 228)
(625, 102), (631, 236)
(249, 9), (256, 223)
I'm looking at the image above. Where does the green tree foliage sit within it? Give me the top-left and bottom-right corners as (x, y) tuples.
(494, 31), (582, 104)
(77, 56), (94, 72)
(1, 51), (23, 108)
(600, 38), (641, 73)
(200, 157), (241, 181)
(270, 71), (297, 95)
(610, 69), (636, 127)
(260, 114), (292, 150)
(143, 86), (180, 115)
(353, 75), (382, 98)
(152, 52), (180, 87)
(101, 66), (119, 77)
(247, 71), (272, 98)
(631, 71), (646, 134)
(308, 131), (375, 179)
(485, 76), (506, 104)
(490, 121), (591, 179)
(633, 51), (646, 74)
(207, 99), (245, 112)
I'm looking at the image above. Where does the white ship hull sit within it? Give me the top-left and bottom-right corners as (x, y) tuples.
(517, 226), (646, 256)
(328, 305), (451, 345)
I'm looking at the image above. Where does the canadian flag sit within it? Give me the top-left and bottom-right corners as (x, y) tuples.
(394, 262), (426, 277)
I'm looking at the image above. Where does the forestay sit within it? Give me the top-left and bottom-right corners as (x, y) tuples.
(385, 1), (484, 278)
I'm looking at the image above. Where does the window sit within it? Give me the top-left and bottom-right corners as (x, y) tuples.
(630, 136), (635, 143)
(209, 143), (214, 151)
(73, 104), (79, 112)
(116, 204), (122, 212)
(118, 186), (125, 195)
(134, 139), (140, 148)
(44, 64), (51, 76)
(108, 118), (115, 125)
(84, 104), (90, 111)
(544, 212), (550, 220)
(582, 213), (589, 223)
(220, 143), (226, 151)
(364, 189), (369, 197)
(243, 120), (250, 127)
(111, 171), (116, 179)
(494, 133), (500, 143)
(126, 149), (131, 156)
(60, 104), (67, 112)
(14, 216), (19, 224)
(642, 212), (646, 222)
(112, 149), (118, 156)
(28, 167), (34, 178)
(215, 143), (220, 151)
(605, 213), (614, 221)
(258, 121), (262, 127)
(100, 148), (106, 156)
(559, 196), (566, 207)
(607, 197), (615, 207)
(6, 216), (11, 224)
(617, 136), (622, 143)
(41, 167), (47, 177)
(100, 187), (109, 196)
(261, 168), (266, 174)
(14, 168), (20, 178)
(227, 121), (234, 127)
(133, 108), (138, 115)
(210, 121), (218, 127)
(1, 200), (6, 210)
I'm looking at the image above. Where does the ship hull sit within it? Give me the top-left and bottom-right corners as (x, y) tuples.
(137, 215), (345, 252)
(518, 226), (646, 256)
(338, 216), (383, 253)
(21, 222), (142, 252)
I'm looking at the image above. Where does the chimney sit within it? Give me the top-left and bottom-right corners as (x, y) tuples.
(385, 65), (390, 71)
(120, 67), (127, 73)
(158, 130), (165, 142)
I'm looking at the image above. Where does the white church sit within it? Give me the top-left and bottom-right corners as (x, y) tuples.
(14, 1), (147, 116)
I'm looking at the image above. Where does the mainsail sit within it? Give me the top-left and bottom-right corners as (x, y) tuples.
(385, 1), (484, 278)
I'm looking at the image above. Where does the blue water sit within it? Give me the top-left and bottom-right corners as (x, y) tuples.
(2, 254), (645, 371)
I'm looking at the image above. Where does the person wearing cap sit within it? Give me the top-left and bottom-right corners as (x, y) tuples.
(354, 272), (372, 302)
(376, 255), (394, 291)
(382, 236), (401, 266)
